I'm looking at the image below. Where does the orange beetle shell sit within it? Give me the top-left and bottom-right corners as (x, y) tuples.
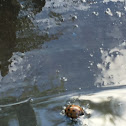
(65, 105), (84, 118)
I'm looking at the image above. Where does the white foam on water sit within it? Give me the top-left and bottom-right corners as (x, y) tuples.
(72, 88), (126, 126)
(95, 42), (126, 86)
(92, 11), (99, 16)
(8, 52), (25, 73)
(103, 0), (125, 3)
(44, 0), (90, 12)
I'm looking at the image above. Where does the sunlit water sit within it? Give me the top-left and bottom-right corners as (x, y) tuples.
(31, 87), (126, 126)
(1, 87), (126, 126)
(1, 0), (126, 126)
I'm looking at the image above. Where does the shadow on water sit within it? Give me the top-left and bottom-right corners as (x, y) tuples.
(0, 100), (37, 126)
(0, 0), (20, 76)
(0, 0), (48, 76)
(15, 102), (37, 126)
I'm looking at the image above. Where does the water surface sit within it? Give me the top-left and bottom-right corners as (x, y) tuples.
(0, 0), (126, 125)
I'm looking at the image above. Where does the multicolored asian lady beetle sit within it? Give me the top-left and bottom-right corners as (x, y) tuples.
(65, 105), (84, 119)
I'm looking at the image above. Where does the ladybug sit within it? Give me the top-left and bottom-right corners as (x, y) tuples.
(65, 105), (84, 119)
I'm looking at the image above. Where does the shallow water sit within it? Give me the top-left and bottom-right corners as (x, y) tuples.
(0, 0), (126, 125)
(1, 86), (126, 126)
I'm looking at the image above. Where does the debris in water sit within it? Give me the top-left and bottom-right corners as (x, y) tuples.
(92, 11), (99, 16)
(105, 8), (113, 16)
(74, 24), (79, 28)
(60, 77), (68, 82)
(71, 15), (78, 21)
(116, 11), (122, 17)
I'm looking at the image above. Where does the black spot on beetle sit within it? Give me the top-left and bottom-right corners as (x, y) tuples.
(80, 112), (84, 115)
(68, 109), (70, 111)
(80, 111), (84, 115)
(73, 110), (76, 112)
